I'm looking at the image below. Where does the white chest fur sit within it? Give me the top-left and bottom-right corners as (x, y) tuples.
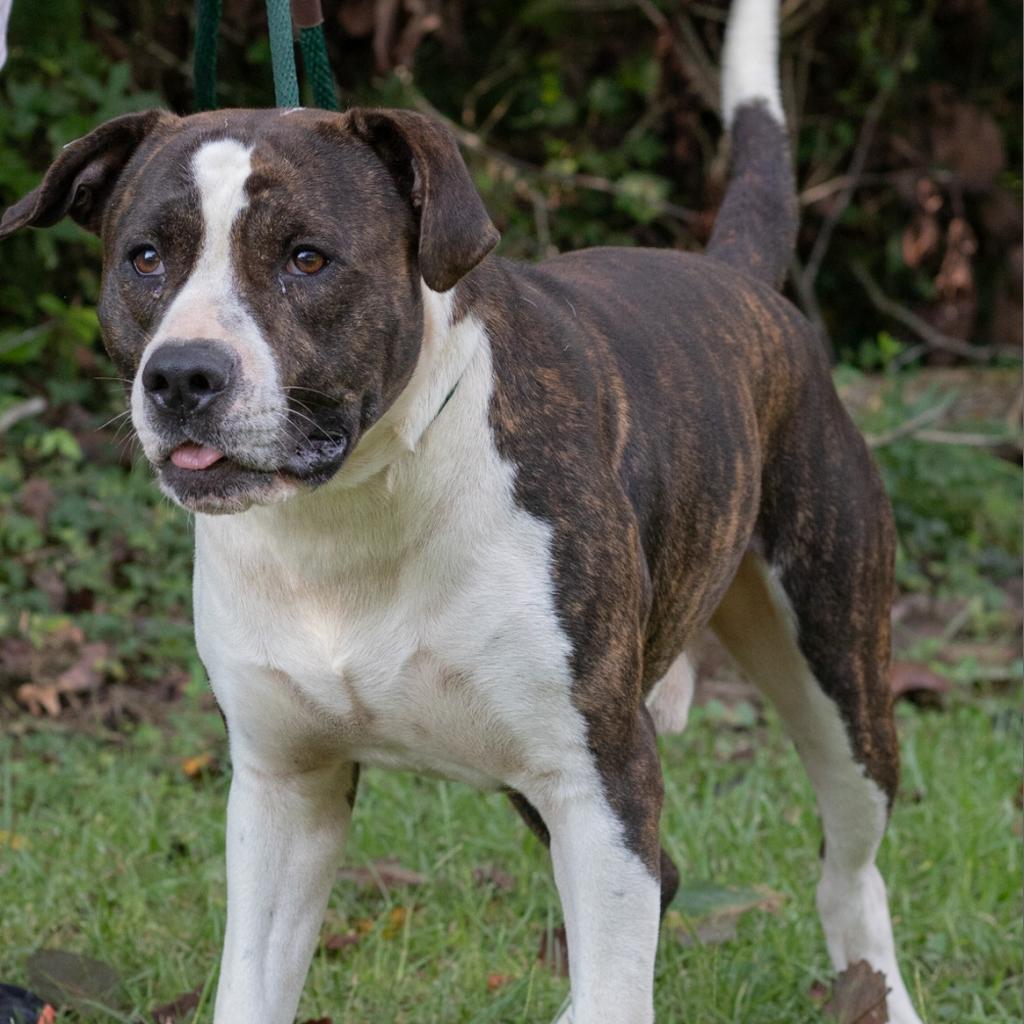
(193, 320), (587, 792)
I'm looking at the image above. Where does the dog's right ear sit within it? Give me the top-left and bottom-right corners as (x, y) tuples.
(348, 109), (499, 293)
(0, 109), (174, 240)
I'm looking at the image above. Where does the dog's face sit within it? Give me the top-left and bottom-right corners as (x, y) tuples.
(0, 108), (498, 513)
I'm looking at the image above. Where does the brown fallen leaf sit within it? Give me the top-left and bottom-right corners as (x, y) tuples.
(16, 681), (61, 717)
(181, 751), (219, 779)
(825, 960), (889, 1024)
(337, 859), (426, 891)
(808, 979), (830, 1004)
(323, 931), (363, 954)
(382, 905), (408, 939)
(668, 881), (786, 948)
(0, 830), (26, 850)
(902, 211), (941, 269)
(487, 972), (514, 992)
(473, 863), (516, 893)
(890, 661), (951, 707)
(151, 985), (202, 1023)
(54, 642), (109, 694)
(14, 640), (112, 717)
(538, 924), (569, 977)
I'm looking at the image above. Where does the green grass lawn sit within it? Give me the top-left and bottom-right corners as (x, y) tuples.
(1, 689), (1020, 1023)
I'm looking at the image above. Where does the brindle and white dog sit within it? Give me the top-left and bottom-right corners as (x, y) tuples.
(0, 1), (923, 1020)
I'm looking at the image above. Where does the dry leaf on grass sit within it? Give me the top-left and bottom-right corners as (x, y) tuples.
(825, 960), (890, 1024)
(15, 640), (111, 717)
(151, 985), (202, 1023)
(0, 829), (26, 850)
(473, 863), (516, 893)
(890, 661), (951, 706)
(667, 881), (785, 948)
(181, 751), (220, 779)
(382, 905), (409, 939)
(323, 931), (363, 954)
(337, 858), (426, 891)
(487, 973), (514, 992)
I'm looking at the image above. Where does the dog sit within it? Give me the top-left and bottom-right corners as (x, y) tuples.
(0, 0), (923, 1020)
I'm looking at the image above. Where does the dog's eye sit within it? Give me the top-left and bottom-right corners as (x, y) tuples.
(131, 246), (164, 277)
(287, 248), (328, 276)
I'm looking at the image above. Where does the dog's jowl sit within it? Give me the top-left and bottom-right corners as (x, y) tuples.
(0, 0), (923, 1020)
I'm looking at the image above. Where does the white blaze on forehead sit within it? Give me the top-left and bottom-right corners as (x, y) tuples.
(131, 136), (286, 469)
(142, 136), (266, 351)
(192, 138), (254, 271)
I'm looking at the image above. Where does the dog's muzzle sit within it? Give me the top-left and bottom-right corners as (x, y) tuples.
(136, 337), (351, 513)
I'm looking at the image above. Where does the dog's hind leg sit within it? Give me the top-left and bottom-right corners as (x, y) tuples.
(645, 651), (696, 737)
(711, 550), (923, 1024)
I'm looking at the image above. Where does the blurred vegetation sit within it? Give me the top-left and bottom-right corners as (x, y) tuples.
(0, 0), (1020, 719)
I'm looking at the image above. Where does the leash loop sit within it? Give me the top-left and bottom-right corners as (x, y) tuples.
(192, 0), (338, 111)
(266, 0), (300, 108)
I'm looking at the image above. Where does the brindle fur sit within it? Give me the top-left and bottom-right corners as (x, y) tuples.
(0, 103), (898, 900)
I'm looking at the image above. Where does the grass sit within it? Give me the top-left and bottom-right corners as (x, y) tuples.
(1, 688), (1020, 1024)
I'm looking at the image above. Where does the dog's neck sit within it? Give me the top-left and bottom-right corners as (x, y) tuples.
(331, 283), (479, 489)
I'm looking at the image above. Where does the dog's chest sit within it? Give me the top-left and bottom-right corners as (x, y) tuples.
(193, 375), (582, 790)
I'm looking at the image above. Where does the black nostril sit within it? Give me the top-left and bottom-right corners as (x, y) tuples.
(142, 339), (236, 415)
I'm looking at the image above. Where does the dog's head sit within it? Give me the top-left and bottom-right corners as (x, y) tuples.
(0, 108), (498, 513)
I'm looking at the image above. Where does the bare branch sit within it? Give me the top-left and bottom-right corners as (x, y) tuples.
(635, 0), (720, 114)
(0, 397), (47, 435)
(851, 262), (996, 364)
(800, 88), (890, 293)
(399, 71), (700, 227)
(864, 395), (956, 448)
(796, 6), (935, 347)
(913, 429), (1023, 450)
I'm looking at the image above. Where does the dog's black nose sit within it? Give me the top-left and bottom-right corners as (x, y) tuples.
(142, 341), (235, 415)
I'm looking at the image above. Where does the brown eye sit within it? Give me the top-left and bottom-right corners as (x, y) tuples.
(131, 246), (164, 276)
(287, 248), (327, 276)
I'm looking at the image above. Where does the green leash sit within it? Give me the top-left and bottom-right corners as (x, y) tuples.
(193, 0), (221, 110)
(193, 0), (339, 111)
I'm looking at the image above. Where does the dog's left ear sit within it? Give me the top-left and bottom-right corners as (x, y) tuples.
(350, 109), (499, 292)
(0, 109), (173, 240)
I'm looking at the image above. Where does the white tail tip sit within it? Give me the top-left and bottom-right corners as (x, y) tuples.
(721, 0), (785, 128)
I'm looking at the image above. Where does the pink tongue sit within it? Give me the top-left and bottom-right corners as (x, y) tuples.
(170, 443), (224, 470)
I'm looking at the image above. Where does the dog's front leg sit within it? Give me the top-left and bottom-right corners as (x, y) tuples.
(529, 717), (663, 1024)
(212, 754), (356, 1024)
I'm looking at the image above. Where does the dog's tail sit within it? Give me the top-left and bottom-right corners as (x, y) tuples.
(706, 0), (797, 290)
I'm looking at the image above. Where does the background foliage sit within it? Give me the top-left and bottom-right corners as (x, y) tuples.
(0, 2), (1019, 1020)
(0, 0), (1019, 717)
